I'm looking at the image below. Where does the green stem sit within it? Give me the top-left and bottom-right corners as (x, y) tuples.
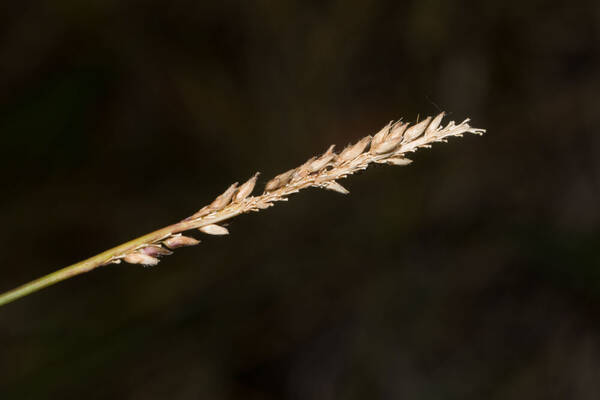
(0, 207), (243, 307)
(0, 224), (175, 307)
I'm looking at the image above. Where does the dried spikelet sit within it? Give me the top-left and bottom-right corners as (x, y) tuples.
(382, 157), (413, 166)
(371, 121), (392, 149)
(402, 117), (432, 143)
(265, 169), (295, 192)
(210, 183), (239, 210)
(293, 157), (317, 180)
(234, 173), (259, 202)
(425, 112), (445, 137)
(141, 245), (173, 257)
(264, 178), (281, 192)
(388, 121), (408, 140)
(373, 135), (403, 154)
(339, 136), (372, 162)
(309, 145), (336, 172)
(254, 201), (273, 210)
(199, 224), (229, 235)
(164, 235), (200, 249)
(124, 252), (160, 266)
(324, 181), (349, 194)
(279, 169), (296, 186)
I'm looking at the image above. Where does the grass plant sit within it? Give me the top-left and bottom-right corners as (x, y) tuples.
(0, 112), (484, 307)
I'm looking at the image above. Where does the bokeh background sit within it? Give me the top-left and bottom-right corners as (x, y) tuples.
(1, 1), (599, 398)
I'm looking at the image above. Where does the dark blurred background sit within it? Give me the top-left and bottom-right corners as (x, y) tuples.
(1, 1), (599, 398)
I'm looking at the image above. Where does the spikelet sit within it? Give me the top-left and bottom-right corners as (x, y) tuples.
(265, 169), (295, 192)
(425, 112), (445, 137)
(293, 157), (317, 180)
(381, 157), (413, 166)
(339, 136), (372, 162)
(371, 121), (392, 150)
(324, 181), (349, 194)
(141, 245), (173, 257)
(210, 183), (238, 210)
(234, 173), (259, 202)
(199, 224), (229, 235)
(372, 135), (403, 154)
(124, 252), (160, 266)
(309, 145), (336, 172)
(388, 121), (408, 140)
(164, 235), (200, 249)
(402, 117), (431, 143)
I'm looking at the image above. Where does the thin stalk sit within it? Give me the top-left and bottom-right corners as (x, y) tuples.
(0, 211), (242, 307)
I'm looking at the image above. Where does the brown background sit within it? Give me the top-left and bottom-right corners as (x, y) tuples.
(1, 1), (599, 399)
